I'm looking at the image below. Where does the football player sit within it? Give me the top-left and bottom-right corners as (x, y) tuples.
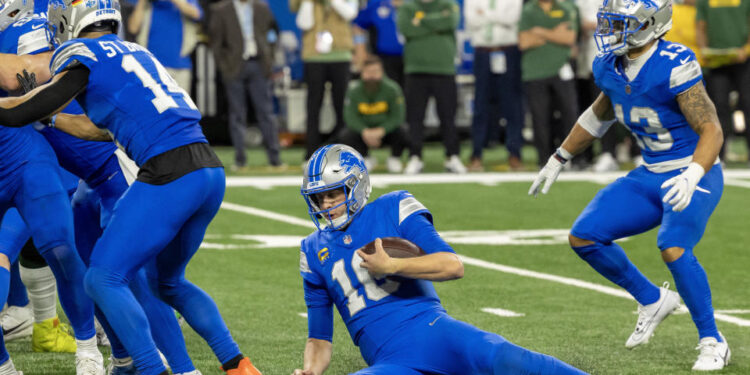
(0, 0), (261, 373)
(293, 144), (586, 375)
(0, 0), (105, 373)
(529, 0), (729, 370)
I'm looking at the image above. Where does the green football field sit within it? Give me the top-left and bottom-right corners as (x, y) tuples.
(5, 146), (750, 375)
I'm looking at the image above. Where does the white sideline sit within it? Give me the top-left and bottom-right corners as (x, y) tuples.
(219, 201), (750, 327)
(481, 308), (525, 317)
(225, 170), (750, 189)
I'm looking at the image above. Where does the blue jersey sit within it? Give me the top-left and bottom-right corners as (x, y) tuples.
(300, 191), (453, 349)
(50, 34), (205, 166)
(593, 39), (703, 171)
(0, 15), (57, 181)
(354, 0), (404, 56)
(0, 15), (118, 186)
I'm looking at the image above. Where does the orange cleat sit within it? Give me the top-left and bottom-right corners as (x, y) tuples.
(221, 357), (262, 375)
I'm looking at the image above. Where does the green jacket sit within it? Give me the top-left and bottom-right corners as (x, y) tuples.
(344, 77), (405, 134)
(397, 0), (459, 75)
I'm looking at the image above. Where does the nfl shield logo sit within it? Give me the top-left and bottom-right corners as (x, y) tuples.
(343, 235), (352, 245)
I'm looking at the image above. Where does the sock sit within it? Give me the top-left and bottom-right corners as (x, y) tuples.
(76, 336), (98, 354)
(94, 307), (129, 360)
(156, 277), (241, 364)
(666, 249), (721, 342)
(573, 242), (661, 306)
(221, 355), (243, 371)
(39, 244), (96, 340)
(84, 266), (166, 375)
(19, 265), (57, 322)
(6, 262), (28, 307)
(132, 270), (194, 373)
(0, 267), (10, 365)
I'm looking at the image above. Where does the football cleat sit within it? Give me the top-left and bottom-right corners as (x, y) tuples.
(175, 371), (202, 375)
(32, 317), (77, 353)
(76, 352), (105, 375)
(0, 358), (22, 375)
(95, 319), (110, 347)
(221, 357), (262, 375)
(692, 333), (730, 371)
(625, 282), (681, 349)
(1, 305), (33, 341)
(105, 357), (139, 375)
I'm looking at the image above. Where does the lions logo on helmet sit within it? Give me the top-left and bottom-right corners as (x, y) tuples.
(594, 0), (672, 55)
(301, 144), (372, 231)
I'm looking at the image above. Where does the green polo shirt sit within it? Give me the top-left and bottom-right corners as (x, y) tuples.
(696, 0), (750, 49)
(519, 0), (578, 81)
(344, 77), (406, 134)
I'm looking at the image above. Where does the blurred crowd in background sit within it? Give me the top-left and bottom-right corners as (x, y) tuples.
(116, 0), (750, 173)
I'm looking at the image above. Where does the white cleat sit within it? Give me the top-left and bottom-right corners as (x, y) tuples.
(404, 155), (423, 175)
(386, 156), (403, 173)
(444, 155), (467, 174)
(0, 305), (33, 341)
(175, 371), (202, 375)
(94, 319), (110, 347)
(625, 282), (681, 349)
(692, 333), (730, 371)
(76, 350), (105, 375)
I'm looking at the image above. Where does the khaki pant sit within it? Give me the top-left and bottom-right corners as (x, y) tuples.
(166, 68), (192, 93)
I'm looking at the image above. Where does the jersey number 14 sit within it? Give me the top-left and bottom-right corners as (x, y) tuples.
(121, 54), (198, 114)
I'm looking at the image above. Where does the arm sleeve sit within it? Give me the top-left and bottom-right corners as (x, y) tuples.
(518, 7), (532, 32)
(380, 87), (405, 133)
(397, 4), (432, 38)
(296, 0), (315, 31)
(420, 2), (460, 32)
(0, 66), (89, 127)
(304, 280), (334, 342)
(344, 87), (367, 133)
(330, 0), (358, 21)
(399, 212), (455, 255)
(669, 54), (703, 96)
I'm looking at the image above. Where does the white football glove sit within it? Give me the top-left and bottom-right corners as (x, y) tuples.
(529, 150), (569, 197)
(660, 162), (705, 212)
(661, 162), (706, 212)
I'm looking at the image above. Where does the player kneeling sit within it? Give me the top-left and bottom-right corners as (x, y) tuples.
(292, 144), (587, 375)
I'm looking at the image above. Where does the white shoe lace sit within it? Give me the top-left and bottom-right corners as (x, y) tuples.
(695, 340), (722, 362)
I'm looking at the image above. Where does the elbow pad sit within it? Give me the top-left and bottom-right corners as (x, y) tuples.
(577, 106), (616, 138)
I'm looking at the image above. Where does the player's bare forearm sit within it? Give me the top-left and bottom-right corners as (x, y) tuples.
(677, 82), (723, 172)
(0, 53), (52, 91)
(55, 114), (112, 141)
(519, 31), (545, 50)
(561, 92), (614, 153)
(390, 252), (464, 281)
(300, 338), (332, 375)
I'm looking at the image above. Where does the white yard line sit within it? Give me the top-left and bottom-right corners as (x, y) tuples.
(481, 308), (525, 317)
(226, 170), (750, 189)
(220, 201), (750, 327)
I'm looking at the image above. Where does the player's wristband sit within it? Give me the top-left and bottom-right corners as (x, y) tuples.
(353, 34), (366, 45)
(553, 147), (572, 164)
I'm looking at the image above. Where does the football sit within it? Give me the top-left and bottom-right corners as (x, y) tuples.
(360, 237), (425, 258)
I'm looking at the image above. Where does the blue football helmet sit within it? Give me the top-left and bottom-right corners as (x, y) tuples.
(0, 0), (33, 32)
(594, 0), (672, 55)
(301, 144), (371, 231)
